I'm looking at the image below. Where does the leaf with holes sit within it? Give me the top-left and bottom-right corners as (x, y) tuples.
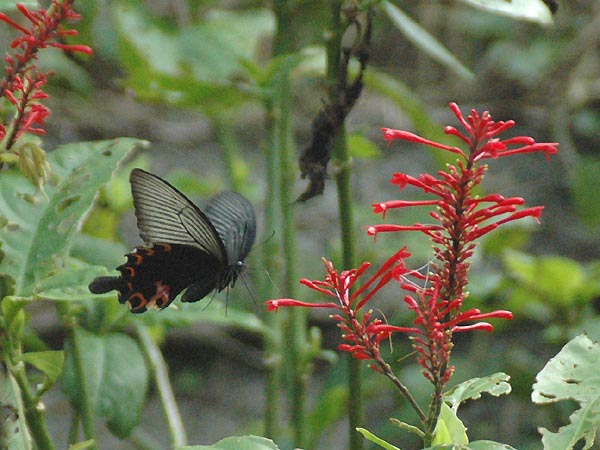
(532, 334), (600, 450)
(0, 138), (147, 296)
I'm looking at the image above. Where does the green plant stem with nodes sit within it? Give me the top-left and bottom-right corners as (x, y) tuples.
(326, 2), (361, 449)
(262, 96), (283, 440)
(68, 327), (97, 450)
(272, 1), (308, 447)
(213, 115), (243, 193)
(136, 323), (187, 448)
(4, 348), (56, 450)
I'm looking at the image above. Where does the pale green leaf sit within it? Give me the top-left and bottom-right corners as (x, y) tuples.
(0, 138), (147, 296)
(532, 334), (600, 450)
(425, 441), (517, 449)
(432, 403), (469, 445)
(445, 373), (512, 411)
(176, 435), (279, 450)
(20, 350), (64, 386)
(348, 133), (382, 159)
(381, 1), (474, 81)
(0, 368), (32, 450)
(457, 0), (553, 25)
(357, 427), (402, 450)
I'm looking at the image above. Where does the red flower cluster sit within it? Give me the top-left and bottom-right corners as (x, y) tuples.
(0, 1), (92, 146)
(266, 103), (557, 388)
(367, 103), (557, 384)
(267, 248), (412, 362)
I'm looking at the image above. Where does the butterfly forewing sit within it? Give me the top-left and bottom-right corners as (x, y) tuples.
(205, 191), (256, 263)
(130, 169), (226, 261)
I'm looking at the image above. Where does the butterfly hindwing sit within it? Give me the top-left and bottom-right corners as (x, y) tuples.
(205, 191), (256, 264)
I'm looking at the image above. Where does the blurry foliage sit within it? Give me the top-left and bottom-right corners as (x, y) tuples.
(0, 0), (597, 448)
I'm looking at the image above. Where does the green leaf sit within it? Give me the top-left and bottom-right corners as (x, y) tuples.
(425, 441), (517, 449)
(0, 138), (147, 296)
(363, 70), (459, 167)
(176, 435), (279, 450)
(381, 1), (474, 81)
(0, 0), (37, 11)
(348, 133), (382, 159)
(0, 367), (32, 450)
(444, 373), (512, 410)
(67, 440), (95, 450)
(573, 156), (600, 228)
(62, 328), (149, 438)
(114, 4), (274, 111)
(432, 403), (468, 445)
(356, 427), (402, 450)
(307, 384), (347, 448)
(503, 250), (591, 308)
(34, 264), (112, 302)
(140, 301), (264, 335)
(532, 334), (600, 450)
(20, 350), (64, 388)
(457, 0), (553, 25)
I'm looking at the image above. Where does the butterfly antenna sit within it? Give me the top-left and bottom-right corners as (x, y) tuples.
(249, 229), (276, 255)
(201, 291), (218, 312)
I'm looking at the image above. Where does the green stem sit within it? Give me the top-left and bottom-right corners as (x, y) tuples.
(326, 2), (363, 449)
(272, 1), (307, 447)
(262, 99), (283, 440)
(8, 361), (56, 450)
(278, 78), (306, 447)
(135, 323), (187, 448)
(213, 116), (242, 193)
(69, 327), (98, 449)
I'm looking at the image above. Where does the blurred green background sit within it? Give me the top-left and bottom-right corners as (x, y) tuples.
(7, 0), (600, 448)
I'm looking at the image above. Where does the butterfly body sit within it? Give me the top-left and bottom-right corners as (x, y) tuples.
(89, 169), (256, 313)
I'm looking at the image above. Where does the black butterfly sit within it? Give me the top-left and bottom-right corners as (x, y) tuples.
(89, 168), (256, 313)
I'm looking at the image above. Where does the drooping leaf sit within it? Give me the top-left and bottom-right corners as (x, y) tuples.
(432, 403), (469, 445)
(20, 350), (64, 389)
(457, 0), (553, 25)
(445, 373), (512, 410)
(348, 133), (382, 159)
(0, 138), (146, 297)
(61, 328), (149, 438)
(176, 435), (279, 450)
(356, 427), (402, 450)
(0, 367), (32, 450)
(381, 1), (474, 81)
(425, 441), (517, 449)
(532, 334), (600, 450)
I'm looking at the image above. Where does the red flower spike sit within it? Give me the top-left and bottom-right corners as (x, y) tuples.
(371, 103), (554, 386)
(265, 250), (411, 363)
(1, 1), (92, 147)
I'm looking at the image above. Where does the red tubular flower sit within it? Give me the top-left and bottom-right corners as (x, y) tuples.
(0, 1), (92, 145)
(266, 248), (411, 363)
(370, 103), (556, 386)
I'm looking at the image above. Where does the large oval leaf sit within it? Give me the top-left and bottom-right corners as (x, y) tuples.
(61, 328), (149, 438)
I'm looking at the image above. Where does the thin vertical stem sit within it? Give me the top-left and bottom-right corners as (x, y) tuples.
(135, 323), (187, 448)
(272, 1), (307, 446)
(213, 116), (243, 193)
(326, 2), (363, 449)
(68, 328), (97, 450)
(262, 99), (283, 439)
(278, 75), (307, 446)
